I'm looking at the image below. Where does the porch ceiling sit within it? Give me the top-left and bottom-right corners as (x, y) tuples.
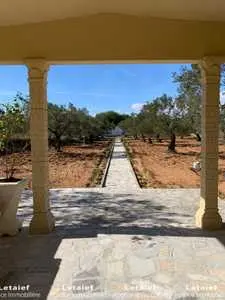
(1, 0), (225, 26)
(1, 13), (225, 63)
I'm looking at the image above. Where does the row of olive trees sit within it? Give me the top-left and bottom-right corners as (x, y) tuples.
(48, 104), (128, 151)
(119, 94), (192, 152)
(119, 64), (225, 152)
(0, 93), (128, 152)
(48, 103), (100, 151)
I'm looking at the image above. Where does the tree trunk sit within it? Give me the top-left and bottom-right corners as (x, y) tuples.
(56, 137), (62, 152)
(148, 137), (153, 144)
(156, 133), (162, 142)
(168, 133), (176, 152)
(89, 135), (94, 144)
(196, 133), (201, 142)
(141, 134), (146, 142)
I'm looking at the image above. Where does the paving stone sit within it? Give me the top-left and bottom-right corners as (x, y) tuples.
(104, 260), (125, 280)
(127, 255), (157, 277)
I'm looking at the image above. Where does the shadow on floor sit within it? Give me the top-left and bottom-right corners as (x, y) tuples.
(0, 231), (61, 299)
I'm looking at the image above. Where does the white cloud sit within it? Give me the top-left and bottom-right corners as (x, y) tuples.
(131, 102), (145, 112)
(220, 91), (225, 105)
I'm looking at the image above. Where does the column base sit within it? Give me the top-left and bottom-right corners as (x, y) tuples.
(29, 210), (55, 234)
(195, 203), (222, 230)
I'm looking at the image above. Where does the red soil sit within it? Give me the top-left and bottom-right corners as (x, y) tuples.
(0, 141), (109, 188)
(127, 138), (225, 196)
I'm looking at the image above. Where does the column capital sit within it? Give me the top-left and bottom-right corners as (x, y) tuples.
(25, 58), (49, 81)
(200, 57), (221, 78)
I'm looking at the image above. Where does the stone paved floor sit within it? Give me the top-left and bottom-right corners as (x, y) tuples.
(1, 188), (225, 299)
(1, 140), (225, 299)
(104, 138), (139, 190)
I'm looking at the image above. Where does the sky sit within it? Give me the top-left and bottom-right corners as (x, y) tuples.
(0, 63), (191, 115)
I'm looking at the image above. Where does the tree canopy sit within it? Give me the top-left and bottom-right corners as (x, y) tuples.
(120, 94), (192, 151)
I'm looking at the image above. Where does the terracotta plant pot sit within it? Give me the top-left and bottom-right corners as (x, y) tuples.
(0, 178), (27, 236)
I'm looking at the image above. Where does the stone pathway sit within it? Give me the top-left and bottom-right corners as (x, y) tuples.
(104, 138), (139, 190)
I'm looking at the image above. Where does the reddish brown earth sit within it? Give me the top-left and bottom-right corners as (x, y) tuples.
(0, 141), (110, 188)
(126, 137), (225, 196)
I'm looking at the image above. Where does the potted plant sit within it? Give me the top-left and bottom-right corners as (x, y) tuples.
(0, 96), (28, 236)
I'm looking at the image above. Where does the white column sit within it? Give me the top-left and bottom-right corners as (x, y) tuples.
(26, 59), (55, 234)
(195, 57), (223, 229)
